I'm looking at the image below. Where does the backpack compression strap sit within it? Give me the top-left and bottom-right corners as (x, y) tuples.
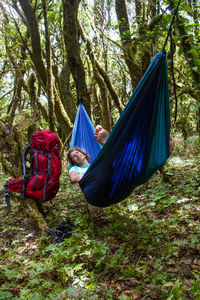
(32, 149), (52, 177)
(32, 149), (52, 201)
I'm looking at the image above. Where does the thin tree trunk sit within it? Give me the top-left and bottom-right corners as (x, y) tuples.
(93, 66), (111, 131)
(115, 0), (142, 90)
(80, 24), (124, 115)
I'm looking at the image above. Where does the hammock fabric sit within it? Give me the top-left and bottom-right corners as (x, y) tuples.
(70, 51), (170, 207)
(69, 104), (102, 168)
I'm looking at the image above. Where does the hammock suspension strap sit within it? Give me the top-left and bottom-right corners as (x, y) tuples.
(162, 0), (181, 122)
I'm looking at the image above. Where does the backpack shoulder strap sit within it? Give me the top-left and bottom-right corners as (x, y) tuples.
(22, 144), (32, 179)
(20, 144), (32, 204)
(4, 181), (11, 213)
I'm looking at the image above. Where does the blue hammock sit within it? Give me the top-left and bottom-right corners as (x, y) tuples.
(70, 52), (170, 207)
(69, 104), (102, 168)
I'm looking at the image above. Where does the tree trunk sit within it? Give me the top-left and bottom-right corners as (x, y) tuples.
(62, 0), (91, 114)
(80, 24), (124, 115)
(23, 199), (48, 234)
(115, 0), (142, 90)
(17, 0), (74, 137)
(18, 0), (47, 89)
(93, 66), (111, 132)
(192, 0), (200, 135)
(134, 0), (152, 74)
(54, 92), (73, 135)
(54, 58), (76, 123)
(175, 14), (200, 136)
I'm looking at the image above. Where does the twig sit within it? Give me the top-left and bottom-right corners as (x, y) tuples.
(0, 89), (13, 99)
(136, 249), (144, 266)
(60, 131), (72, 158)
(0, 121), (10, 135)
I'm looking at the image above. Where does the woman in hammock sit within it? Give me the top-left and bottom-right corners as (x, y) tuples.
(68, 125), (109, 183)
(68, 124), (175, 184)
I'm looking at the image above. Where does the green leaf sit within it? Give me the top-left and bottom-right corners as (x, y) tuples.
(0, 291), (13, 300)
(29, 294), (46, 300)
(4, 269), (23, 280)
(182, 4), (193, 13)
(163, 282), (174, 287)
(192, 66), (198, 72)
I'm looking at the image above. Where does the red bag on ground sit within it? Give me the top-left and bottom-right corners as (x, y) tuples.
(5, 130), (62, 212)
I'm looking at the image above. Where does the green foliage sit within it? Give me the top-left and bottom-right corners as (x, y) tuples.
(0, 0), (199, 142)
(0, 291), (13, 300)
(0, 0), (200, 297)
(0, 137), (199, 298)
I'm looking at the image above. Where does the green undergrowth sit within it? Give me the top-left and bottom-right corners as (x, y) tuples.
(0, 138), (199, 299)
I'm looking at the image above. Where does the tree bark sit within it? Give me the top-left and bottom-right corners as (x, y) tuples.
(80, 24), (124, 115)
(54, 93), (73, 134)
(54, 58), (76, 122)
(62, 0), (91, 114)
(18, 0), (47, 89)
(23, 199), (48, 234)
(115, 0), (142, 90)
(0, 126), (23, 177)
(175, 14), (200, 135)
(93, 66), (111, 131)
(134, 0), (152, 74)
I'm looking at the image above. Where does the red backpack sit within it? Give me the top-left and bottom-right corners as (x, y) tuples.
(5, 130), (62, 212)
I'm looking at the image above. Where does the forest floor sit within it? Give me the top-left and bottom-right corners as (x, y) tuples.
(0, 136), (200, 300)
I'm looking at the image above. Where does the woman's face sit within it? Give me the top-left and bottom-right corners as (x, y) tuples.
(69, 149), (86, 165)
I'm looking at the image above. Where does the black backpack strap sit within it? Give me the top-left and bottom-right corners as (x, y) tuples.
(48, 153), (52, 177)
(4, 181), (11, 213)
(22, 144), (32, 179)
(43, 152), (52, 201)
(20, 144), (32, 204)
(20, 177), (26, 205)
(32, 149), (50, 174)
(43, 177), (48, 201)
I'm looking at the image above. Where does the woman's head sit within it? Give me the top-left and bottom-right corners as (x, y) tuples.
(68, 147), (90, 166)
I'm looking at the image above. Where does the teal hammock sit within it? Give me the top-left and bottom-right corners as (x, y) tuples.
(70, 51), (171, 207)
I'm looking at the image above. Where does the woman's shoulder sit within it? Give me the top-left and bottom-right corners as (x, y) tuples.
(69, 165), (89, 174)
(69, 165), (79, 174)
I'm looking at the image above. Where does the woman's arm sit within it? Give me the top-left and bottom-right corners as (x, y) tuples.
(94, 125), (109, 146)
(69, 171), (84, 183)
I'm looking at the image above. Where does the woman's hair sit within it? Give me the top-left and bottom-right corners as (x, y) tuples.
(67, 147), (90, 166)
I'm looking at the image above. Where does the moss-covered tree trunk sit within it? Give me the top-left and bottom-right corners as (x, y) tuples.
(62, 0), (91, 115)
(134, 0), (152, 74)
(18, 0), (47, 90)
(23, 199), (48, 234)
(115, 0), (142, 90)
(55, 58), (76, 123)
(170, 0), (200, 136)
(79, 24), (123, 125)
(0, 127), (23, 178)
